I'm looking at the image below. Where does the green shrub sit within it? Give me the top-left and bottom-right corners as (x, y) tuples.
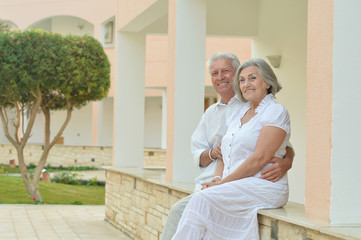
(87, 177), (98, 186)
(67, 166), (74, 171)
(28, 163), (36, 169)
(32, 197), (44, 204)
(51, 172), (82, 185)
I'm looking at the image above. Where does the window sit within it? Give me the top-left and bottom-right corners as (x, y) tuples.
(104, 21), (114, 44)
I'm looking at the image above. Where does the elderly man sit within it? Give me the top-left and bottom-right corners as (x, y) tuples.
(160, 52), (294, 240)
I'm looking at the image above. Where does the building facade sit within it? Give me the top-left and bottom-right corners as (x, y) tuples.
(1, 0), (360, 233)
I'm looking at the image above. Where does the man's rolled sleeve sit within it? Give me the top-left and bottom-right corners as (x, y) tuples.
(191, 114), (209, 169)
(192, 149), (205, 169)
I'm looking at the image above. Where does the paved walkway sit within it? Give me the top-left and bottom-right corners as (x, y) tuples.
(0, 204), (131, 240)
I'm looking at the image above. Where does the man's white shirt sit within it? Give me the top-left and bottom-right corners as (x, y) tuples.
(191, 96), (244, 192)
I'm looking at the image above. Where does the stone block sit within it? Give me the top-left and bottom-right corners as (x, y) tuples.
(144, 225), (158, 236)
(148, 207), (164, 218)
(146, 212), (163, 232)
(258, 214), (272, 227)
(171, 189), (189, 198)
(259, 224), (271, 240)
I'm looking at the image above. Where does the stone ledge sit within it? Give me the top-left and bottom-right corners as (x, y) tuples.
(103, 167), (194, 194)
(259, 202), (361, 240)
(143, 148), (166, 152)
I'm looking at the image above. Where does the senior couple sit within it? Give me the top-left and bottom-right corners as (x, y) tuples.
(161, 52), (294, 240)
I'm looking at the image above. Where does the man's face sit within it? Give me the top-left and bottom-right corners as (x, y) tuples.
(209, 58), (236, 98)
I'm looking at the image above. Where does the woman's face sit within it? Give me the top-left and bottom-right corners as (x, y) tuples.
(239, 66), (270, 104)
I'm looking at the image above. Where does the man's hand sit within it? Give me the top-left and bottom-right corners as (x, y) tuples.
(200, 142), (223, 167)
(210, 142), (222, 161)
(261, 146), (294, 182)
(261, 157), (291, 182)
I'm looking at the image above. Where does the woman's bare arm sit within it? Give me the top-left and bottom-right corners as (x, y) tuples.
(260, 146), (294, 182)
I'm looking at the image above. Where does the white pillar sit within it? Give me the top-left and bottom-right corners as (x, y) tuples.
(114, 32), (146, 168)
(161, 89), (167, 150)
(167, 0), (206, 182)
(91, 102), (99, 146)
(97, 100), (104, 145)
(330, 0), (361, 224)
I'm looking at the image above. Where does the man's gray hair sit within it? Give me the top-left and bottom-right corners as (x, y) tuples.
(206, 52), (240, 73)
(233, 58), (282, 102)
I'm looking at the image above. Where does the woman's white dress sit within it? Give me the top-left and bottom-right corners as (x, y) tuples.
(172, 94), (291, 240)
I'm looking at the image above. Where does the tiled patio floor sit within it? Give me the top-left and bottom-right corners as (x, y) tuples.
(0, 204), (131, 240)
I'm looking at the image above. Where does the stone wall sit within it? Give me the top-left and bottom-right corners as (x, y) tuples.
(105, 168), (350, 240)
(0, 144), (112, 168)
(0, 144), (166, 169)
(105, 168), (191, 240)
(258, 215), (343, 240)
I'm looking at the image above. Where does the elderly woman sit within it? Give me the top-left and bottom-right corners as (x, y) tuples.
(172, 58), (290, 240)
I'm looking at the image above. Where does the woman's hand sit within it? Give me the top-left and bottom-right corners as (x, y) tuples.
(201, 176), (222, 190)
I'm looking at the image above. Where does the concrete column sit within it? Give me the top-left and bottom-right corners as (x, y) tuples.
(330, 0), (361, 224)
(306, 0), (333, 223)
(161, 89), (167, 150)
(166, 0), (206, 182)
(97, 101), (104, 145)
(91, 102), (99, 146)
(91, 22), (101, 147)
(306, 0), (361, 224)
(114, 32), (146, 168)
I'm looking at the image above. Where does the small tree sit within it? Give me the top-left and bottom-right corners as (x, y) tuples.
(0, 30), (110, 201)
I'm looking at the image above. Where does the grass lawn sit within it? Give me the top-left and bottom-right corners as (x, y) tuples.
(0, 175), (105, 205)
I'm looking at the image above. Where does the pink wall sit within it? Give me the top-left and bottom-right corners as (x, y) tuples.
(146, 36), (169, 87)
(305, 0), (333, 222)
